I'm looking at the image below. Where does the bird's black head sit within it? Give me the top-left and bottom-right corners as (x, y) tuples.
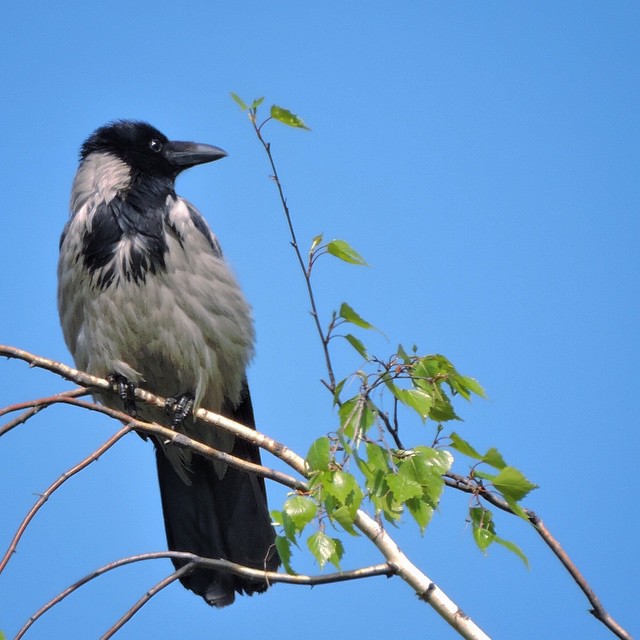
(80, 120), (227, 179)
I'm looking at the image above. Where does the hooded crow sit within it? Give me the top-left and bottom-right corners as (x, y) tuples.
(57, 120), (279, 606)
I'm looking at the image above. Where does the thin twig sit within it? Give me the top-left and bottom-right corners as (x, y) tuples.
(0, 425), (132, 575)
(528, 514), (630, 639)
(444, 472), (632, 640)
(0, 387), (88, 436)
(17, 549), (395, 639)
(249, 118), (337, 391)
(377, 406), (404, 450)
(15, 552), (194, 640)
(101, 562), (196, 639)
(1, 388), (304, 574)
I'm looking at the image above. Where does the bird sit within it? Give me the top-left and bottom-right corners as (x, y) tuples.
(57, 119), (280, 607)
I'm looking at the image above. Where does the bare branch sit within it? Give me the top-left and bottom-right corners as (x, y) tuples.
(0, 425), (132, 575)
(101, 562), (196, 639)
(352, 510), (489, 640)
(0, 387), (88, 437)
(15, 552), (194, 640)
(44, 394), (306, 491)
(1, 344), (306, 478)
(528, 514), (631, 640)
(248, 122), (338, 391)
(17, 550), (395, 639)
(444, 473), (633, 640)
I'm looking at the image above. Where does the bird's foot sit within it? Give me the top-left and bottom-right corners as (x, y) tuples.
(108, 373), (137, 416)
(165, 392), (195, 429)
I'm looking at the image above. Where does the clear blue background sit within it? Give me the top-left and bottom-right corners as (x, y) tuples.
(1, 2), (638, 639)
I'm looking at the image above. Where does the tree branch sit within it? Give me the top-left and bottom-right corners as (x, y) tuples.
(17, 550), (396, 639)
(0, 387), (88, 436)
(444, 473), (632, 640)
(1, 344), (491, 639)
(4, 345), (631, 638)
(0, 425), (132, 574)
(249, 118), (337, 391)
(0, 394), (306, 577)
(101, 562), (196, 640)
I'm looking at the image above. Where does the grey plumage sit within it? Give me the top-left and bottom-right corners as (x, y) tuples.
(57, 120), (279, 606)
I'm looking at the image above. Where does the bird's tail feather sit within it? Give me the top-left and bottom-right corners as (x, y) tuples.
(154, 428), (280, 606)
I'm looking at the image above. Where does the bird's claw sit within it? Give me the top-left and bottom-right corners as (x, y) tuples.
(108, 373), (137, 416)
(165, 392), (195, 429)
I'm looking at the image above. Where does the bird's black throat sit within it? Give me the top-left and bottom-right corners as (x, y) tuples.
(81, 174), (174, 290)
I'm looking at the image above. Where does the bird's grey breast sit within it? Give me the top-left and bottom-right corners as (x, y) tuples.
(58, 151), (254, 418)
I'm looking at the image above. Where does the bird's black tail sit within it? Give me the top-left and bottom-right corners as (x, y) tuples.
(154, 389), (280, 607)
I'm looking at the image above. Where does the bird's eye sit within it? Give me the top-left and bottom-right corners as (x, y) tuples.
(149, 139), (163, 152)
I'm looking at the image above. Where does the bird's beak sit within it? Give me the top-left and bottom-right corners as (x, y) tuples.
(163, 141), (228, 168)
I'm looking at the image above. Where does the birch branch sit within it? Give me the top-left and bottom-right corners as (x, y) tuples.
(1, 344), (491, 640)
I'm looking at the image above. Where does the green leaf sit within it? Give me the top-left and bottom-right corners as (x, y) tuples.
(470, 506), (495, 552)
(455, 375), (486, 399)
(306, 436), (331, 472)
(412, 354), (453, 380)
(250, 97), (265, 109)
(363, 442), (391, 475)
(504, 496), (530, 521)
(402, 446), (453, 480)
(406, 496), (435, 533)
(270, 105), (311, 130)
(394, 387), (433, 420)
(473, 469), (495, 483)
(449, 434), (507, 469)
(386, 471), (423, 502)
(469, 508), (529, 566)
(449, 432), (483, 459)
(379, 492), (404, 523)
(275, 535), (296, 574)
(344, 333), (369, 359)
(397, 343), (412, 364)
(282, 495), (317, 538)
(495, 536), (529, 568)
(493, 466), (538, 502)
(329, 504), (360, 535)
(428, 395), (460, 422)
(324, 469), (357, 504)
(339, 302), (374, 329)
(327, 240), (368, 266)
(339, 396), (374, 439)
(483, 447), (507, 470)
(307, 531), (342, 569)
(332, 377), (347, 406)
(310, 233), (323, 254)
(230, 92), (248, 110)
(395, 448), (450, 516)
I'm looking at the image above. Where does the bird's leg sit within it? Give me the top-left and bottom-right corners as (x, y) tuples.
(108, 373), (137, 416)
(165, 392), (195, 429)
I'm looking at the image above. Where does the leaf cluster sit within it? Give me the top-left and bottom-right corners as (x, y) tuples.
(233, 94), (538, 572)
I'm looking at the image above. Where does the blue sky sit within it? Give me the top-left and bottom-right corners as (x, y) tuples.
(1, 2), (638, 638)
